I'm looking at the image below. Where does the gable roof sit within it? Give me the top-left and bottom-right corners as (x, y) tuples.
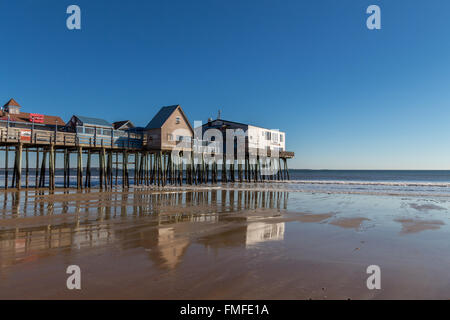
(145, 105), (193, 132)
(113, 120), (134, 130)
(3, 98), (20, 108)
(145, 105), (178, 129)
(74, 115), (112, 127)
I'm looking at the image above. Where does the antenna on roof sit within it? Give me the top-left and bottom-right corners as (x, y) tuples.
(217, 109), (221, 120)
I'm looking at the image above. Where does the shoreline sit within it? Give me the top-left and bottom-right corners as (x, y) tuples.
(1, 182), (450, 199)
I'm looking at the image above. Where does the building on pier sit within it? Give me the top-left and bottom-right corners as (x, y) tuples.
(200, 118), (286, 154)
(144, 105), (193, 151)
(0, 98), (65, 132)
(66, 115), (142, 148)
(199, 117), (292, 180)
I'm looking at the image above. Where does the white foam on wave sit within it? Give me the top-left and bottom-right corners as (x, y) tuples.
(272, 180), (450, 188)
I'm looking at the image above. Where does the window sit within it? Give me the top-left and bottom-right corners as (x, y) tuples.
(102, 129), (112, 136)
(76, 127), (84, 133)
(168, 134), (174, 141)
(176, 116), (180, 124)
(175, 136), (191, 142)
(273, 133), (278, 142)
(280, 134), (284, 142)
(85, 127), (95, 135)
(265, 131), (271, 140)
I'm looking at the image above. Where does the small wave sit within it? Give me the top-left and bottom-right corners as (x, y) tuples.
(275, 180), (450, 188)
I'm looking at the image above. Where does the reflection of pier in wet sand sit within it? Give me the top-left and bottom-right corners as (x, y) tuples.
(0, 188), (288, 272)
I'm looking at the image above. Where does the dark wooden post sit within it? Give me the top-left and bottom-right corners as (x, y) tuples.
(77, 147), (83, 189)
(99, 150), (104, 190)
(85, 149), (91, 188)
(222, 155), (227, 183)
(25, 147), (29, 188)
(115, 152), (119, 186)
(109, 150), (113, 188)
(285, 158), (290, 180)
(49, 144), (54, 190)
(39, 149), (47, 188)
(66, 150), (70, 188)
(4, 146), (8, 189)
(35, 147), (39, 188)
(63, 149), (67, 188)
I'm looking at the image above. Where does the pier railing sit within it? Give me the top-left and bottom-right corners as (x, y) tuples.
(0, 127), (143, 149)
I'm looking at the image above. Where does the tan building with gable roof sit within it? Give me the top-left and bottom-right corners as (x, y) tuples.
(144, 105), (193, 151)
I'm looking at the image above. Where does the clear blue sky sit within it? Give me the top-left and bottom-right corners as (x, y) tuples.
(1, 0), (450, 169)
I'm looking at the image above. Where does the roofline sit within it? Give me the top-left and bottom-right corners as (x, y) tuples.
(113, 120), (135, 130)
(72, 115), (112, 128)
(200, 118), (284, 132)
(3, 98), (21, 108)
(145, 105), (194, 133)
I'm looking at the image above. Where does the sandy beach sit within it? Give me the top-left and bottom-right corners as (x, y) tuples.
(1, 185), (450, 299)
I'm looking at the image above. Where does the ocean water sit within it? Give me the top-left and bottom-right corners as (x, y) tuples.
(1, 169), (450, 197)
(285, 170), (450, 196)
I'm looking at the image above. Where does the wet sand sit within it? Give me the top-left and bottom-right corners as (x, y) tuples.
(1, 186), (450, 299)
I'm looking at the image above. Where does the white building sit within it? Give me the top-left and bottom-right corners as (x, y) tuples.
(200, 119), (286, 153)
(247, 124), (285, 152)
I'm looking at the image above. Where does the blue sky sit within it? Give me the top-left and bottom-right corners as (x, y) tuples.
(1, 0), (450, 169)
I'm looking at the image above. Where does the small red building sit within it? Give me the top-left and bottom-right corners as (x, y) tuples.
(0, 98), (65, 131)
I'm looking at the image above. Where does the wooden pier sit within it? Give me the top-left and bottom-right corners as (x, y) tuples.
(0, 126), (294, 190)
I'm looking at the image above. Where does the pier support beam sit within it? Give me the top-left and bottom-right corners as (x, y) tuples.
(14, 143), (23, 189)
(4, 146), (8, 189)
(85, 149), (91, 188)
(35, 147), (39, 188)
(25, 148), (29, 188)
(49, 144), (55, 190)
(77, 147), (83, 189)
(39, 149), (47, 188)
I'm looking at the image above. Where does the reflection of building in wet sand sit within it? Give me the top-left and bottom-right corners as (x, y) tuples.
(198, 221), (285, 249)
(245, 222), (285, 247)
(0, 220), (115, 269)
(139, 219), (285, 269)
(0, 189), (289, 270)
(155, 227), (190, 269)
